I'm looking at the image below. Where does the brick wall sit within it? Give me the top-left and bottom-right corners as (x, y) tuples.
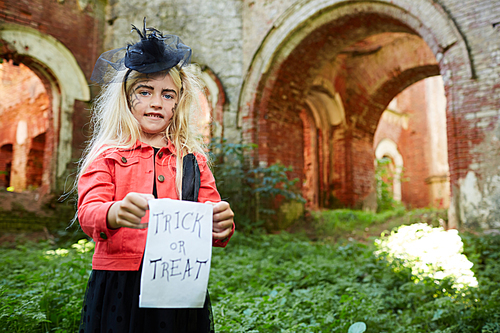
(0, 144), (12, 188)
(250, 11), (442, 208)
(26, 133), (46, 188)
(1, 0), (104, 187)
(103, 0), (243, 142)
(1, 0), (499, 228)
(0, 62), (49, 191)
(374, 80), (434, 209)
(0, 0), (104, 79)
(241, 0), (499, 223)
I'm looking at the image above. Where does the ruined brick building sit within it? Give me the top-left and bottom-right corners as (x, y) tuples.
(0, 0), (499, 230)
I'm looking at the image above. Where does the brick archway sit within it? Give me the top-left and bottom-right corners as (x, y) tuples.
(0, 62), (50, 192)
(238, 0), (472, 209)
(375, 138), (403, 202)
(200, 67), (227, 141)
(0, 23), (90, 193)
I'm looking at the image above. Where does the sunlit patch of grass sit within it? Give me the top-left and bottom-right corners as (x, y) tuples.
(375, 223), (478, 290)
(71, 238), (95, 253)
(44, 248), (69, 258)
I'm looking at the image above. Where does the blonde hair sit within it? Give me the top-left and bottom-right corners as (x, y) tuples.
(77, 64), (208, 199)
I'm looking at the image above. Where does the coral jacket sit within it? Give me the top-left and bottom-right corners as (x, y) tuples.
(78, 140), (233, 271)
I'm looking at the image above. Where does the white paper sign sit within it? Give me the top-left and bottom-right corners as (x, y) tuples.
(139, 198), (213, 308)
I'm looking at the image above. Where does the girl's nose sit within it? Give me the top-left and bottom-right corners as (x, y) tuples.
(150, 94), (162, 108)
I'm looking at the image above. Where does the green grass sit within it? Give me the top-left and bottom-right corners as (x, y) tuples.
(0, 241), (92, 332)
(309, 207), (406, 241)
(211, 231), (500, 332)
(0, 209), (499, 332)
(308, 207), (451, 242)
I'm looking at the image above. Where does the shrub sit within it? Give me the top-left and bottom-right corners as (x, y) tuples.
(209, 138), (305, 233)
(375, 157), (404, 212)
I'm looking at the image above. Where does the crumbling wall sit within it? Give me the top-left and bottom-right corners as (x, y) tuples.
(103, 0), (243, 142)
(240, 0), (500, 229)
(1, 0), (104, 194)
(0, 62), (49, 192)
(1, 0), (499, 231)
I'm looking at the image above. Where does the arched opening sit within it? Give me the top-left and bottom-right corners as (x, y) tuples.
(0, 23), (90, 195)
(379, 156), (396, 196)
(375, 76), (450, 209)
(239, 1), (470, 211)
(0, 144), (13, 188)
(200, 68), (226, 141)
(375, 138), (403, 203)
(0, 60), (50, 192)
(26, 133), (47, 190)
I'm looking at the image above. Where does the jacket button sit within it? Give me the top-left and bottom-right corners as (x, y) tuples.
(158, 151), (163, 158)
(157, 175), (165, 182)
(100, 232), (108, 240)
(121, 157), (127, 163)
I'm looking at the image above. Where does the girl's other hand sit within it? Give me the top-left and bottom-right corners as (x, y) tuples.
(107, 192), (154, 229)
(208, 201), (235, 240)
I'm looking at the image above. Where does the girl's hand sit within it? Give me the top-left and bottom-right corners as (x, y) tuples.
(207, 201), (235, 240)
(107, 192), (154, 229)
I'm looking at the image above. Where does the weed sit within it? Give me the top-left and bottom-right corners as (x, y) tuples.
(209, 138), (305, 233)
(1, 214), (499, 332)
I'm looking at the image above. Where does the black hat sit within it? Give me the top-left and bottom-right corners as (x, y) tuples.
(90, 18), (192, 84)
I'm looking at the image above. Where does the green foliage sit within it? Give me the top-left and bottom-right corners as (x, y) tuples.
(460, 232), (500, 327)
(311, 207), (405, 240)
(210, 231), (500, 332)
(375, 157), (403, 212)
(209, 138), (305, 233)
(1, 216), (499, 332)
(210, 234), (500, 333)
(0, 239), (93, 332)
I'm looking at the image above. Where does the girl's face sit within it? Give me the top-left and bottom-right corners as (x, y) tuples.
(129, 74), (179, 138)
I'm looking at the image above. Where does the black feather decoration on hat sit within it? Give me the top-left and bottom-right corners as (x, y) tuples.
(90, 18), (192, 83)
(124, 18), (192, 74)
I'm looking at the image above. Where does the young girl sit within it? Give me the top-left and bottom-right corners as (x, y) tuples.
(77, 20), (234, 333)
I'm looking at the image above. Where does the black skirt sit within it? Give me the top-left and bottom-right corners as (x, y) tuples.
(78, 266), (214, 333)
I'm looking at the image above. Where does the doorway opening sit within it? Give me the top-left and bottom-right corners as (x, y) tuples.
(0, 59), (50, 192)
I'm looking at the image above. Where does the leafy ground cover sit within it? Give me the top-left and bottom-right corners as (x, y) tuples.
(306, 207), (449, 242)
(0, 240), (92, 332)
(211, 232), (500, 332)
(1, 211), (499, 332)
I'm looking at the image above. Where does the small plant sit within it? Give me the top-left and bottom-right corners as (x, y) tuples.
(375, 157), (403, 212)
(209, 138), (305, 233)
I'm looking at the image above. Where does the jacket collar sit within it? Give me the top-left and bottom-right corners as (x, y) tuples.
(120, 139), (177, 155)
